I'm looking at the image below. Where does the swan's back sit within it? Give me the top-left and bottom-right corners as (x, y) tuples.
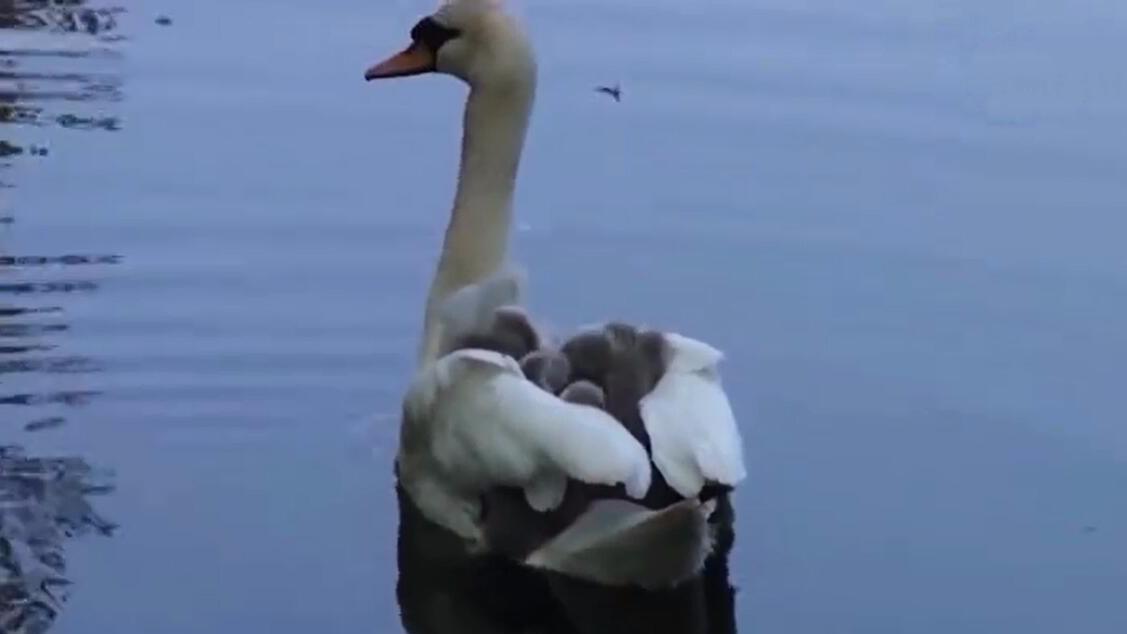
(401, 274), (746, 586)
(436, 291), (747, 505)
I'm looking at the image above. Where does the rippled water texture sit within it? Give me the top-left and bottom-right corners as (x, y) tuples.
(2, 1), (1126, 632)
(2, 2), (121, 632)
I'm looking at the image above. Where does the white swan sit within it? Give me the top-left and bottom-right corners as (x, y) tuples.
(366, 0), (746, 587)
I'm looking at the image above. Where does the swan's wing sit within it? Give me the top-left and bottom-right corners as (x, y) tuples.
(404, 349), (652, 507)
(661, 332), (724, 373)
(640, 333), (747, 498)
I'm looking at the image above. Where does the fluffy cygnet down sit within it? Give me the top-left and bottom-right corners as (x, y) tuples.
(519, 349), (571, 394)
(559, 380), (606, 408)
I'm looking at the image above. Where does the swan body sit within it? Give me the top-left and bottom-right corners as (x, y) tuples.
(367, 0), (747, 586)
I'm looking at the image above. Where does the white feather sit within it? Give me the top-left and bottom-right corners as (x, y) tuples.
(662, 332), (724, 372)
(640, 334), (747, 499)
(403, 349), (653, 518)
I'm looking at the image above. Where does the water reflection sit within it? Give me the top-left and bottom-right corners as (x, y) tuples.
(0, 0), (121, 434)
(396, 486), (738, 634)
(0, 446), (115, 634)
(0, 1), (121, 36)
(0, 1), (122, 631)
(0, 0), (124, 157)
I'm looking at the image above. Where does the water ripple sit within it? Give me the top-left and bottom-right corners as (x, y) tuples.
(0, 1), (124, 631)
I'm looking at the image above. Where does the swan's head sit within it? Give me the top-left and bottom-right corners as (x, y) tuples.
(365, 0), (535, 90)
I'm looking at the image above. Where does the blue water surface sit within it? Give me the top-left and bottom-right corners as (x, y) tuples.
(2, 1), (1125, 632)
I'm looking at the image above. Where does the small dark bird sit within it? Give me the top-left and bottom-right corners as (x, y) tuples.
(594, 83), (621, 102)
(492, 306), (540, 354)
(451, 305), (540, 361)
(559, 380), (605, 408)
(560, 329), (614, 383)
(562, 323), (665, 434)
(155, 16), (173, 26)
(519, 350), (571, 394)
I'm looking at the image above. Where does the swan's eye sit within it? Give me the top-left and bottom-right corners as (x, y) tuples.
(411, 17), (461, 54)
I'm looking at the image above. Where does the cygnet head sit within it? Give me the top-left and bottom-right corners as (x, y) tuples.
(451, 305), (539, 360)
(491, 306), (539, 355)
(560, 380), (606, 409)
(560, 330), (613, 384)
(519, 350), (571, 394)
(603, 322), (639, 352)
(364, 0), (535, 90)
(560, 322), (646, 384)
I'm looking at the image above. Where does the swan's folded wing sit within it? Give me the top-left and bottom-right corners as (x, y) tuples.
(661, 332), (724, 373)
(405, 349), (652, 504)
(640, 334), (747, 498)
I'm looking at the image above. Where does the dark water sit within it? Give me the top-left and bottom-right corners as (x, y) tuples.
(2, 0), (1125, 632)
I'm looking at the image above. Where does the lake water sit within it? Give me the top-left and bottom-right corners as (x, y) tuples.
(2, 0), (1126, 632)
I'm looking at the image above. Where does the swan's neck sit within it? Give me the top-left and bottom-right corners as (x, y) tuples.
(420, 80), (535, 363)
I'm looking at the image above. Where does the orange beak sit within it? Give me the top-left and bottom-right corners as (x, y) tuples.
(364, 42), (435, 80)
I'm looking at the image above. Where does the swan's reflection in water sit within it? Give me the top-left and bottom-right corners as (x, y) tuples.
(396, 485), (738, 634)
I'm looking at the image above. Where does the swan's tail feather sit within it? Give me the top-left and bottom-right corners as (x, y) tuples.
(524, 498), (715, 589)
